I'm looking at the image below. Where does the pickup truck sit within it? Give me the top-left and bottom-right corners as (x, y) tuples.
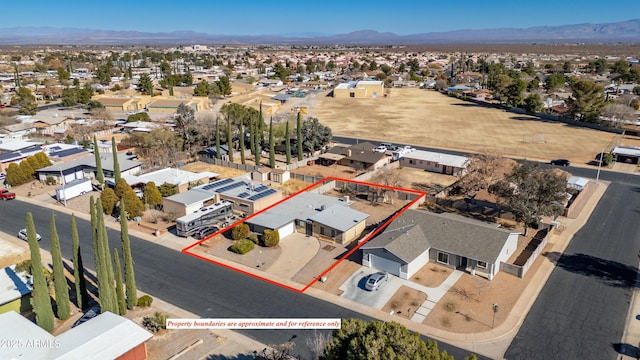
(1, 189), (16, 200)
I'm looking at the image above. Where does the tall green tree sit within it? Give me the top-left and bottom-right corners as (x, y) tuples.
(138, 73), (154, 96)
(49, 212), (70, 320)
(215, 117), (221, 160)
(112, 137), (121, 183)
(226, 108), (233, 162)
(119, 201), (137, 309)
(93, 136), (104, 186)
(285, 121), (291, 165)
(269, 117), (275, 168)
(567, 78), (606, 123)
(301, 117), (332, 154)
(296, 112), (303, 161)
(239, 122), (246, 164)
(255, 106), (262, 166)
(113, 249), (127, 315)
(26, 213), (55, 331)
(71, 214), (89, 310)
(97, 201), (118, 313)
(142, 181), (163, 209)
(14, 87), (37, 115)
(175, 103), (196, 152)
(321, 318), (455, 360)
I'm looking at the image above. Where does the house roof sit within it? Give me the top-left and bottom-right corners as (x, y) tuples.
(0, 140), (42, 152)
(0, 265), (32, 306)
(612, 146), (640, 157)
(328, 142), (386, 164)
(164, 188), (213, 205)
(0, 311), (53, 359)
(124, 168), (219, 188)
(247, 192), (360, 230)
(362, 209), (517, 264)
(37, 152), (142, 174)
(307, 204), (369, 231)
(97, 97), (134, 106)
(400, 150), (469, 168)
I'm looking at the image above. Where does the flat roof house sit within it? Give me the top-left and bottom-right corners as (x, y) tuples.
(0, 265), (32, 314)
(362, 209), (519, 280)
(333, 80), (384, 99)
(398, 149), (470, 176)
(36, 153), (143, 184)
(246, 192), (369, 245)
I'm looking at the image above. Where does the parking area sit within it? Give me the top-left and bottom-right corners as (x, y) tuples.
(339, 267), (403, 309)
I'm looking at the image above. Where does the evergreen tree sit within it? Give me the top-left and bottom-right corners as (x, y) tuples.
(285, 121), (291, 165)
(113, 249), (127, 315)
(93, 136), (104, 186)
(71, 214), (89, 310)
(120, 201), (137, 309)
(255, 104), (262, 165)
(269, 117), (275, 168)
(26, 213), (54, 331)
(112, 137), (121, 183)
(226, 109), (233, 162)
(297, 112), (303, 161)
(49, 212), (70, 320)
(239, 122), (245, 164)
(249, 117), (256, 164)
(142, 181), (162, 209)
(215, 117), (221, 160)
(94, 201), (116, 313)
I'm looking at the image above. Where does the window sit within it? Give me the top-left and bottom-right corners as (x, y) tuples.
(477, 261), (487, 269)
(349, 92), (355, 98)
(437, 252), (449, 264)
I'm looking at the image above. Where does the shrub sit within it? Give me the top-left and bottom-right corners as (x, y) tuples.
(231, 223), (250, 240)
(229, 239), (254, 254)
(602, 153), (614, 166)
(142, 312), (167, 332)
(137, 295), (154, 308)
(248, 233), (259, 244)
(262, 229), (280, 247)
(45, 175), (56, 185)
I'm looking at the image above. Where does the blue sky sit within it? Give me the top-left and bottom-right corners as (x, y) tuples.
(3, 0), (636, 35)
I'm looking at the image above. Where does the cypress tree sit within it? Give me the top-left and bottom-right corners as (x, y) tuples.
(49, 212), (70, 320)
(239, 122), (245, 164)
(112, 137), (121, 183)
(120, 200), (137, 309)
(98, 202), (118, 313)
(269, 117), (275, 168)
(93, 136), (104, 186)
(249, 117), (255, 164)
(113, 249), (126, 315)
(297, 112), (303, 162)
(226, 109), (233, 162)
(255, 104), (262, 166)
(285, 121), (291, 165)
(71, 214), (89, 310)
(26, 213), (54, 331)
(215, 117), (221, 160)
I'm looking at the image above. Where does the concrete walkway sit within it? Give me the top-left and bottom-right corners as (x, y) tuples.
(265, 233), (319, 276)
(410, 270), (464, 322)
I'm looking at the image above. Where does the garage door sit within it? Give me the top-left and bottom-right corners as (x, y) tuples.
(370, 254), (401, 277)
(276, 222), (295, 239)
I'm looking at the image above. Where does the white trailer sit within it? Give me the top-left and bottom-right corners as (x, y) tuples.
(56, 178), (93, 201)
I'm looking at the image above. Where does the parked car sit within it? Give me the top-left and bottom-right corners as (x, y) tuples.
(1, 189), (15, 200)
(134, 189), (144, 199)
(373, 146), (388, 153)
(550, 159), (571, 166)
(195, 226), (219, 240)
(365, 272), (388, 291)
(18, 228), (41, 241)
(380, 143), (397, 151)
(72, 305), (100, 328)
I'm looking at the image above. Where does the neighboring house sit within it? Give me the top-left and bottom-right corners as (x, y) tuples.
(612, 146), (640, 164)
(44, 144), (91, 163)
(0, 311), (152, 359)
(163, 175), (282, 217)
(146, 97), (209, 113)
(246, 192), (368, 245)
(121, 167), (219, 193)
(36, 153), (143, 184)
(333, 80), (384, 99)
(361, 209), (519, 280)
(198, 145), (230, 159)
(0, 265), (32, 314)
(320, 142), (390, 171)
(94, 96), (150, 112)
(398, 149), (469, 176)
(0, 142), (45, 172)
(0, 122), (36, 139)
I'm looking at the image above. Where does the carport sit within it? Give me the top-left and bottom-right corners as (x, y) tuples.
(612, 146), (640, 164)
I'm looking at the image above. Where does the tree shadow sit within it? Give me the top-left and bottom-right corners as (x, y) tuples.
(544, 252), (638, 288)
(205, 354), (258, 360)
(612, 342), (639, 358)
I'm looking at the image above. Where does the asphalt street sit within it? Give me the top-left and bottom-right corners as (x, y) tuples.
(0, 200), (481, 359)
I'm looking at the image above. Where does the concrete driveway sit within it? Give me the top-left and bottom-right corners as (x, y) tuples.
(338, 267), (402, 309)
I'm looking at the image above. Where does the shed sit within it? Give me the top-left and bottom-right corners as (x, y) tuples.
(567, 176), (589, 191)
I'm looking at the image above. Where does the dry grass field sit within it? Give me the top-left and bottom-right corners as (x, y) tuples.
(312, 89), (619, 164)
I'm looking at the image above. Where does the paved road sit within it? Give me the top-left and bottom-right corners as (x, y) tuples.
(0, 201), (481, 359)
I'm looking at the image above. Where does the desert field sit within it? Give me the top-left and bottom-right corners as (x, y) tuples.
(311, 88), (619, 164)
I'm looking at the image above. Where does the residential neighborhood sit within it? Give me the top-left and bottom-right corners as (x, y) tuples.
(1, 11), (640, 360)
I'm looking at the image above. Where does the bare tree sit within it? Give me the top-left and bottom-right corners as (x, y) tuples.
(601, 103), (635, 128)
(369, 167), (406, 205)
(456, 151), (509, 197)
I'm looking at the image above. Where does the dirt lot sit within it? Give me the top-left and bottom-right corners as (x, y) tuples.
(311, 88), (619, 164)
(382, 285), (428, 320)
(179, 161), (248, 178)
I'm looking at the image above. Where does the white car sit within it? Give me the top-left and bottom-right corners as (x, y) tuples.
(373, 146), (387, 153)
(134, 189), (144, 199)
(18, 229), (42, 241)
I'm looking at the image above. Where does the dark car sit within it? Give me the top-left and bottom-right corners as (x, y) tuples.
(195, 226), (219, 240)
(72, 305), (100, 328)
(550, 159), (570, 166)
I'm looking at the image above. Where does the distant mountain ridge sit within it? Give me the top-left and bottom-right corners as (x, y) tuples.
(0, 19), (638, 45)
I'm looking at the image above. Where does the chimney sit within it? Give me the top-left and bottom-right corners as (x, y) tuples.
(347, 149), (352, 157)
(214, 193), (221, 203)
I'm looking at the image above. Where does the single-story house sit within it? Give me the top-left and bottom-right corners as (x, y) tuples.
(398, 149), (470, 176)
(36, 153), (143, 184)
(163, 175), (282, 217)
(612, 146), (640, 164)
(0, 311), (152, 359)
(198, 145), (230, 159)
(146, 97), (209, 113)
(0, 265), (32, 314)
(94, 96), (150, 112)
(361, 209), (519, 280)
(121, 167), (219, 193)
(246, 192), (368, 245)
(333, 80), (384, 99)
(321, 142), (390, 171)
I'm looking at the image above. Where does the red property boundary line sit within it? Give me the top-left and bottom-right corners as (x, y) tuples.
(182, 176), (426, 293)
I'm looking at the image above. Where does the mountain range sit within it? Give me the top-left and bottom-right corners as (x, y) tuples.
(0, 19), (638, 45)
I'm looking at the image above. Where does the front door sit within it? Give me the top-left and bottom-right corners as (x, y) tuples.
(306, 222), (313, 236)
(459, 256), (468, 269)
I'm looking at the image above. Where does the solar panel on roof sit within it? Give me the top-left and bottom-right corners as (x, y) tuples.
(201, 178), (233, 190)
(254, 185), (268, 192)
(216, 181), (245, 193)
(248, 188), (277, 201)
(238, 192), (249, 198)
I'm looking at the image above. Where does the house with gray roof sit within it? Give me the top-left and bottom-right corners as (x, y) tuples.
(398, 149), (470, 176)
(246, 192), (368, 244)
(320, 142), (390, 171)
(35, 152), (142, 184)
(361, 209), (519, 280)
